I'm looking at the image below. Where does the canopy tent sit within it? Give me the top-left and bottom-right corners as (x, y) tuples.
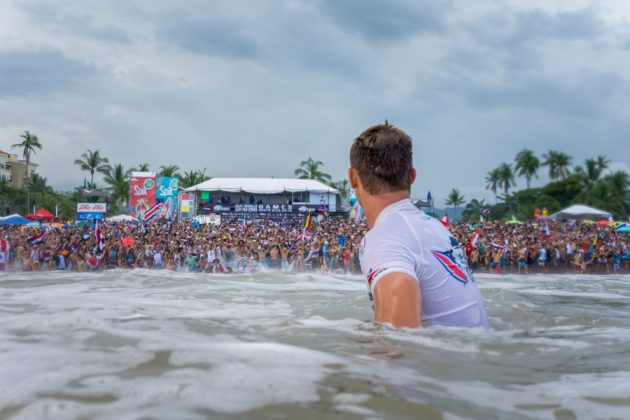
(184, 178), (338, 194)
(107, 214), (138, 223)
(0, 214), (31, 225)
(616, 224), (630, 233)
(505, 217), (523, 225)
(24, 208), (57, 221)
(549, 204), (612, 221)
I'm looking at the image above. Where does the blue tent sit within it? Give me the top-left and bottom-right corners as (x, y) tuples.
(0, 215), (31, 225)
(616, 224), (630, 233)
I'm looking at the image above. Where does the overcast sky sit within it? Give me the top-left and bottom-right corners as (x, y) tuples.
(1, 0), (629, 205)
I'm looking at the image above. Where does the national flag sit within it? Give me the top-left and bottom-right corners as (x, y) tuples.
(27, 231), (48, 245)
(95, 220), (104, 251)
(427, 191), (433, 202)
(0, 238), (10, 253)
(440, 214), (449, 228)
(481, 208), (490, 216)
(143, 202), (163, 221)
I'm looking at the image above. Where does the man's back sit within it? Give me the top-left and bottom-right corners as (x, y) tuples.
(361, 199), (490, 329)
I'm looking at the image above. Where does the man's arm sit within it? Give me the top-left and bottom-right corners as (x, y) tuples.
(372, 272), (421, 329)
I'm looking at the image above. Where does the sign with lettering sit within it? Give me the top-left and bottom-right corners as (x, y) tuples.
(129, 173), (157, 220)
(77, 203), (107, 213)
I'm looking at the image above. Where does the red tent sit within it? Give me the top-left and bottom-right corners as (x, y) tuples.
(24, 208), (57, 221)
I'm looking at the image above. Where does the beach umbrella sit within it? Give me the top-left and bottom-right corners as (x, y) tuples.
(596, 220), (610, 226)
(581, 220), (595, 225)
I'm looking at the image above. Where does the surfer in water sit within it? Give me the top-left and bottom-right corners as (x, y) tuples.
(349, 122), (490, 329)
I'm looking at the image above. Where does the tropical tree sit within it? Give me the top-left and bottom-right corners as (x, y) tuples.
(74, 149), (110, 185)
(11, 130), (43, 183)
(445, 188), (466, 217)
(294, 157), (332, 183)
(462, 198), (488, 222)
(496, 163), (515, 211)
(330, 179), (350, 203)
(574, 158), (604, 193)
(158, 164), (181, 178)
(542, 150), (572, 180)
(485, 168), (501, 203)
(137, 163), (150, 172)
(596, 155), (610, 174)
(28, 173), (53, 194)
(102, 163), (134, 212)
(180, 168), (210, 189)
(514, 149), (539, 189)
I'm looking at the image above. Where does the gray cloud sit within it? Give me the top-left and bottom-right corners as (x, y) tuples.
(319, 0), (451, 42)
(0, 49), (95, 97)
(18, 1), (132, 44)
(155, 14), (259, 59)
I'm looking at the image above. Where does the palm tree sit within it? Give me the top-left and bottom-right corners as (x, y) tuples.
(574, 159), (603, 193)
(462, 198), (487, 222)
(542, 150), (572, 180)
(28, 173), (53, 194)
(330, 180), (350, 201)
(294, 157), (332, 183)
(74, 150), (110, 185)
(11, 130), (43, 183)
(180, 168), (210, 189)
(496, 163), (515, 211)
(102, 163), (134, 212)
(485, 168), (501, 203)
(158, 164), (181, 178)
(137, 163), (150, 172)
(596, 155), (610, 174)
(445, 188), (466, 218)
(514, 149), (539, 189)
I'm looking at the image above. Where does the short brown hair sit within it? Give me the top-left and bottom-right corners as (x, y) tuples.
(350, 122), (413, 194)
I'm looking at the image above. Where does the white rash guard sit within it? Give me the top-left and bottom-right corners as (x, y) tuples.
(360, 199), (490, 329)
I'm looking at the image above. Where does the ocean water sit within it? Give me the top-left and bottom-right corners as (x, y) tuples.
(1, 271), (629, 419)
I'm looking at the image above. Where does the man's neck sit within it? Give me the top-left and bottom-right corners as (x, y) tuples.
(363, 191), (410, 228)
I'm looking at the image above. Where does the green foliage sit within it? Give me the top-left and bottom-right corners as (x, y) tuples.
(462, 198), (487, 222)
(294, 157), (332, 183)
(514, 149), (540, 189)
(74, 149), (110, 185)
(102, 163), (134, 213)
(180, 169), (211, 189)
(542, 150), (572, 180)
(158, 165), (181, 178)
(330, 180), (350, 203)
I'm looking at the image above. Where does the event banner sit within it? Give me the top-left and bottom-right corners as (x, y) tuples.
(156, 177), (179, 220)
(129, 172), (157, 220)
(77, 203), (107, 221)
(179, 192), (196, 219)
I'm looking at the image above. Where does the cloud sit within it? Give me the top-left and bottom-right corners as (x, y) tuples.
(155, 13), (259, 59)
(0, 49), (96, 97)
(319, 0), (450, 42)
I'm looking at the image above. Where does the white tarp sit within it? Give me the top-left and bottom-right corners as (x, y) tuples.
(550, 204), (613, 221)
(184, 178), (338, 194)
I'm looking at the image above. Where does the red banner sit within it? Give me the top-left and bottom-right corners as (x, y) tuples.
(129, 173), (156, 220)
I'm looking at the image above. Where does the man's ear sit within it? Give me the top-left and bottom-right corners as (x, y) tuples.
(409, 168), (417, 185)
(348, 168), (359, 189)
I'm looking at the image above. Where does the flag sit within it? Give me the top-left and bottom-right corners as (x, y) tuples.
(95, 220), (104, 251)
(471, 230), (480, 248)
(27, 231), (48, 245)
(440, 214), (449, 228)
(304, 214), (312, 230)
(481, 208), (490, 216)
(143, 202), (163, 221)
(427, 191), (432, 202)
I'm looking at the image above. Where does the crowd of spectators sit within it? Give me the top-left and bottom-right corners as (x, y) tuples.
(1, 216), (628, 275)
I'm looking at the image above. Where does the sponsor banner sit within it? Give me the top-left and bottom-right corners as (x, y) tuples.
(156, 177), (179, 221)
(234, 204), (295, 213)
(156, 177), (179, 199)
(77, 203), (107, 213)
(77, 212), (104, 221)
(129, 173), (157, 220)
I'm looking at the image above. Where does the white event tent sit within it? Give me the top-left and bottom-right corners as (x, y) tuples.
(184, 178), (340, 212)
(549, 204), (612, 221)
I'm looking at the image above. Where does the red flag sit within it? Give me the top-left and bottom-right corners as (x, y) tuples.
(27, 231), (48, 245)
(440, 214), (449, 228)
